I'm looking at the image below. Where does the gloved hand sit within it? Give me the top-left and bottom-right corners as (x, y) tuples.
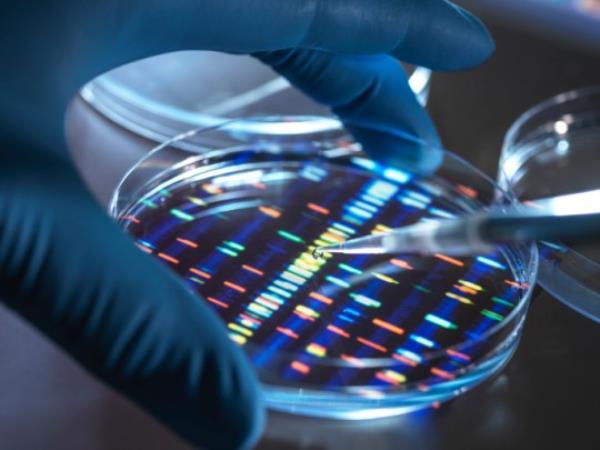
(0, 1), (493, 448)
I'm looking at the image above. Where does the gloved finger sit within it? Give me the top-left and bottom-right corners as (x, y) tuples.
(257, 49), (443, 173)
(0, 149), (264, 450)
(96, 0), (492, 71)
(19, 0), (492, 97)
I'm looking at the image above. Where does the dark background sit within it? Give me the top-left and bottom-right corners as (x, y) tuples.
(1, 5), (599, 449)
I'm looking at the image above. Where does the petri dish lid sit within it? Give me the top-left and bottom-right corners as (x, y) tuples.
(499, 86), (600, 322)
(80, 51), (431, 144)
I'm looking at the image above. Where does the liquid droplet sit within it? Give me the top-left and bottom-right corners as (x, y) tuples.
(312, 247), (325, 261)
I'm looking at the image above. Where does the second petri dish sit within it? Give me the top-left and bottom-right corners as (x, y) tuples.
(499, 86), (600, 322)
(111, 117), (537, 419)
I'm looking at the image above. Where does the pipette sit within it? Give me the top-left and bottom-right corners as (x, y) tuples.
(316, 189), (600, 257)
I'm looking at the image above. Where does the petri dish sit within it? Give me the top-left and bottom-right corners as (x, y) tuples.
(111, 117), (537, 419)
(81, 51), (431, 144)
(499, 86), (600, 322)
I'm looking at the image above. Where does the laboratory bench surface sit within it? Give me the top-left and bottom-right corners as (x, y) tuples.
(1, 10), (600, 450)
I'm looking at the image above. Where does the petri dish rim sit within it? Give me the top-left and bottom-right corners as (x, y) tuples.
(110, 116), (539, 392)
(503, 85), (600, 152)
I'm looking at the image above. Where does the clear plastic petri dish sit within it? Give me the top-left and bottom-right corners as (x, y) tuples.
(111, 117), (537, 419)
(81, 51), (431, 144)
(499, 86), (600, 322)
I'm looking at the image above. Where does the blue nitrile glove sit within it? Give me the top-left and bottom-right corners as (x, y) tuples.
(0, 1), (493, 448)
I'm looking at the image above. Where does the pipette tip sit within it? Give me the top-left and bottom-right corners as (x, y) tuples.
(315, 243), (387, 256)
